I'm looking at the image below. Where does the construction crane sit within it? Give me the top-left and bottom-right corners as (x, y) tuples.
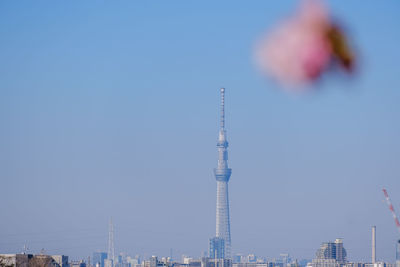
(382, 188), (400, 265)
(383, 188), (400, 235)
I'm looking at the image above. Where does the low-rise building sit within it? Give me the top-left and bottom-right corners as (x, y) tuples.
(0, 254), (32, 267)
(70, 260), (86, 267)
(0, 253), (68, 267)
(201, 257), (232, 267)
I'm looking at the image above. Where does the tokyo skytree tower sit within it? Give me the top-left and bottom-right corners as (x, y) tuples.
(213, 87), (232, 258)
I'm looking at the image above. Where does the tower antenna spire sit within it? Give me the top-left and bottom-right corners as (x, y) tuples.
(220, 88), (225, 130)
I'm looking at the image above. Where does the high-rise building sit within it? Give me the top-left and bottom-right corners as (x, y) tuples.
(93, 252), (108, 267)
(210, 87), (232, 259)
(316, 239), (347, 264)
(210, 237), (225, 259)
(308, 239), (347, 267)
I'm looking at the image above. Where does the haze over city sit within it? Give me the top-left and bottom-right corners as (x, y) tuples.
(1, 0), (400, 264)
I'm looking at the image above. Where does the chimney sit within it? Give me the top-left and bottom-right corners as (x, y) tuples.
(372, 226), (376, 263)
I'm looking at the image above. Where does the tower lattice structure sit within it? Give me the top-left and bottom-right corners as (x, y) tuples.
(213, 87), (232, 259)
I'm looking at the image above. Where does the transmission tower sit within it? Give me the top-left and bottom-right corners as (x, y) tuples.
(212, 87), (232, 259)
(108, 218), (115, 266)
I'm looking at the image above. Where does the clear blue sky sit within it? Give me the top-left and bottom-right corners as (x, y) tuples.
(1, 0), (400, 262)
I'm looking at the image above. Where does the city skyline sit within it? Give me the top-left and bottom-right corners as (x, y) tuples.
(1, 0), (400, 263)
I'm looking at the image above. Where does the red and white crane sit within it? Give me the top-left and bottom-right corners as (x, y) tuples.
(382, 188), (400, 235)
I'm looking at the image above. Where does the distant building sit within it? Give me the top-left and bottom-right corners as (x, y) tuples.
(115, 254), (124, 267)
(201, 257), (232, 267)
(232, 256), (299, 267)
(70, 260), (86, 267)
(174, 258), (202, 267)
(306, 239), (398, 267)
(299, 260), (311, 267)
(247, 256), (256, 264)
(0, 253), (68, 267)
(93, 252), (108, 267)
(142, 256), (170, 267)
(127, 256), (140, 267)
(344, 263), (365, 267)
(308, 239), (347, 267)
(183, 257), (194, 265)
(0, 254), (32, 267)
(316, 239), (347, 264)
(51, 255), (69, 267)
(280, 254), (290, 267)
(346, 263), (395, 267)
(210, 237), (225, 259)
(150, 256), (158, 267)
(233, 262), (268, 267)
(105, 258), (113, 267)
(233, 255), (242, 264)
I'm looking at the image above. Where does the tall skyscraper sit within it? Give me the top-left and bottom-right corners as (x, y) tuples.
(210, 87), (232, 259)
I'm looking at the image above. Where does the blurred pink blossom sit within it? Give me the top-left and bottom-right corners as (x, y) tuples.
(255, 0), (355, 89)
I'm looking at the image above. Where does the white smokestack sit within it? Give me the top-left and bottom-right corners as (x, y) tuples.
(372, 226), (376, 263)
